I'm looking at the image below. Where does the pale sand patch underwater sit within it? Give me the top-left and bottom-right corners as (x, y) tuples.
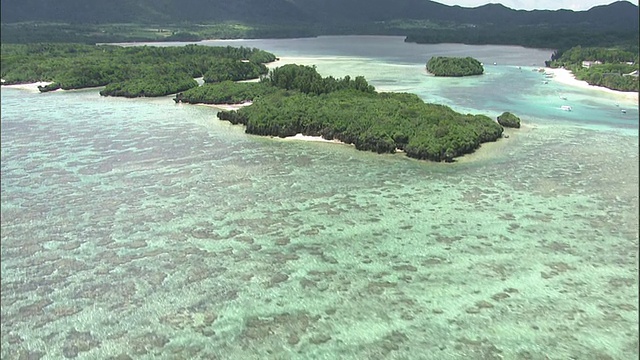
(194, 103), (520, 163)
(455, 124), (532, 163)
(273, 131), (521, 163)
(267, 56), (375, 70)
(1, 51), (637, 359)
(544, 67), (638, 104)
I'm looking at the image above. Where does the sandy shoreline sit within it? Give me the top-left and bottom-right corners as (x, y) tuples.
(196, 102), (253, 111)
(0, 80), (525, 163)
(544, 68), (638, 103)
(1, 81), (53, 92)
(278, 131), (522, 164)
(279, 133), (350, 145)
(0, 73), (619, 165)
(456, 124), (531, 163)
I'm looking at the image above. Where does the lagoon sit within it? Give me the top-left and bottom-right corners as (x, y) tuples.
(1, 36), (638, 359)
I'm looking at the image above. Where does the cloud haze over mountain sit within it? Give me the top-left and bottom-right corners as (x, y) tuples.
(433, 0), (638, 10)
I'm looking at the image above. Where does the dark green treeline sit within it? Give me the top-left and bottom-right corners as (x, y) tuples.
(178, 64), (504, 162)
(0, 43), (276, 97)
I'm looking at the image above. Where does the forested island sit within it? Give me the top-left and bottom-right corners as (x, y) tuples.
(3, 0), (636, 94)
(1, 43), (512, 162)
(497, 112), (521, 128)
(1, 1), (638, 53)
(426, 56), (483, 77)
(0, 43), (276, 97)
(546, 46), (639, 92)
(175, 64), (505, 162)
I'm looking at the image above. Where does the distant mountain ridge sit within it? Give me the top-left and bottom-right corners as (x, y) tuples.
(1, 0), (638, 31)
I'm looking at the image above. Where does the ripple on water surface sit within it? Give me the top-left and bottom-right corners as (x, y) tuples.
(1, 41), (638, 359)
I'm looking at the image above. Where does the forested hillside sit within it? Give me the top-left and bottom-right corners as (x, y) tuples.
(2, 1), (638, 50)
(2, 0), (638, 30)
(2, 0), (638, 47)
(0, 0), (309, 24)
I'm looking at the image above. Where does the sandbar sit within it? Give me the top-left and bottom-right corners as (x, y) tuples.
(544, 68), (638, 103)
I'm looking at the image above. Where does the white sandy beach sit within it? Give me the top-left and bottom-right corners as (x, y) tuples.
(544, 68), (638, 103)
(283, 130), (524, 163)
(1, 81), (53, 93)
(196, 102), (253, 111)
(280, 133), (349, 145)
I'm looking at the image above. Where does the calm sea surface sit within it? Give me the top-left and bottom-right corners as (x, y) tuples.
(1, 36), (638, 359)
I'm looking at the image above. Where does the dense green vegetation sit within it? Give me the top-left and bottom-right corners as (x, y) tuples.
(0, 43), (276, 97)
(546, 46), (639, 92)
(202, 59), (268, 83)
(175, 81), (280, 104)
(0, 22), (321, 45)
(1, 41), (506, 162)
(175, 64), (376, 104)
(1, 1), (638, 53)
(405, 24), (639, 52)
(426, 56), (483, 77)
(497, 112), (521, 128)
(194, 64), (505, 162)
(2, 21), (637, 53)
(266, 64), (375, 94)
(2, 0), (638, 32)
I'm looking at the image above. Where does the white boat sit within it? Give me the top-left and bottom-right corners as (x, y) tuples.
(561, 105), (572, 111)
(621, 109), (627, 113)
(560, 96), (567, 100)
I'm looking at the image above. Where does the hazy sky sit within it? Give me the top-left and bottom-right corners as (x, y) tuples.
(433, 0), (638, 10)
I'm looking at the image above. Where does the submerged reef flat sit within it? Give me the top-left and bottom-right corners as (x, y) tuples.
(1, 89), (637, 358)
(1, 37), (637, 359)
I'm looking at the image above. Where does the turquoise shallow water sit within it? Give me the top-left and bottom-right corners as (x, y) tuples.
(1, 36), (638, 359)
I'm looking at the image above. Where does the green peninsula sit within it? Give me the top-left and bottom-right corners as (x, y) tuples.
(177, 64), (504, 162)
(426, 56), (484, 77)
(0, 43), (276, 97)
(546, 46), (639, 92)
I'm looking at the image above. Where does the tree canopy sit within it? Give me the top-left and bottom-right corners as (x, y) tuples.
(546, 46), (639, 92)
(497, 112), (521, 128)
(0, 43), (276, 97)
(2, 45), (510, 163)
(181, 64), (505, 162)
(426, 56), (484, 77)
